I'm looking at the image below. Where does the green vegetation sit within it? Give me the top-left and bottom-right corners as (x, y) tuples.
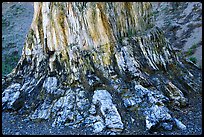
(2, 62), (12, 76)
(190, 43), (198, 50)
(127, 29), (135, 37)
(189, 56), (197, 64)
(2, 55), (20, 76)
(185, 48), (194, 56)
(185, 43), (198, 56)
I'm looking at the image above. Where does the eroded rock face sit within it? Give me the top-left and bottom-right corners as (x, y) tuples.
(145, 105), (172, 130)
(2, 83), (21, 110)
(92, 90), (124, 132)
(121, 84), (186, 131)
(84, 115), (105, 133)
(2, 2), (202, 135)
(43, 77), (58, 94)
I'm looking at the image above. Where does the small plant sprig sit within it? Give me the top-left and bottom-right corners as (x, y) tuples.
(189, 56), (197, 64)
(185, 43), (198, 56)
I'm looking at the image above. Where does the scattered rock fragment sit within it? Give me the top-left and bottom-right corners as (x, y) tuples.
(174, 118), (187, 130)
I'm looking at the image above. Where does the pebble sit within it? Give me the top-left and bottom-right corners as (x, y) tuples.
(110, 132), (116, 135)
(15, 132), (20, 135)
(174, 118), (187, 130)
(89, 105), (96, 115)
(131, 117), (135, 123)
(93, 121), (105, 133)
(161, 122), (173, 131)
(22, 118), (30, 122)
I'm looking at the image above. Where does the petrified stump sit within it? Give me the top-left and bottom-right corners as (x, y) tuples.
(2, 2), (202, 134)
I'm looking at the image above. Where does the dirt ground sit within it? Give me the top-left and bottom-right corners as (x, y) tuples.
(2, 2), (34, 76)
(152, 2), (202, 68)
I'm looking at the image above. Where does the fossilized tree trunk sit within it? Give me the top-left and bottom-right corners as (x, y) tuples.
(2, 2), (201, 134)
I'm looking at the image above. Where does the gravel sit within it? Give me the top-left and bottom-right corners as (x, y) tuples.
(2, 87), (202, 135)
(2, 112), (89, 135)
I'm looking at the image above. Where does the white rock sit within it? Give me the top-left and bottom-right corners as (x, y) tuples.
(2, 92), (9, 103)
(161, 122), (173, 131)
(9, 91), (20, 106)
(145, 105), (172, 130)
(93, 121), (105, 133)
(123, 98), (136, 108)
(134, 85), (150, 97)
(92, 90), (124, 131)
(2, 83), (21, 109)
(146, 115), (154, 130)
(174, 118), (186, 130)
(84, 115), (102, 125)
(43, 77), (58, 93)
(89, 105), (96, 115)
(131, 117), (135, 123)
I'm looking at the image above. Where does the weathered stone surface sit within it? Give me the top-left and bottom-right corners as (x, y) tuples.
(89, 105), (96, 115)
(87, 74), (101, 87)
(2, 83), (21, 110)
(76, 89), (90, 111)
(165, 81), (187, 106)
(43, 77), (58, 94)
(121, 84), (184, 131)
(84, 115), (105, 133)
(75, 113), (84, 124)
(115, 46), (141, 77)
(93, 121), (105, 133)
(123, 85), (168, 110)
(92, 90), (124, 132)
(54, 89), (66, 96)
(145, 105), (172, 130)
(29, 87), (88, 127)
(51, 89), (76, 126)
(30, 98), (52, 120)
(123, 98), (137, 108)
(84, 115), (102, 125)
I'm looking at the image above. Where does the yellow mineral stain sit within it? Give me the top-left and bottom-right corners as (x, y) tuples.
(52, 15), (62, 51)
(101, 43), (112, 66)
(86, 8), (100, 46)
(63, 16), (69, 47)
(98, 4), (115, 42)
(96, 10), (110, 45)
(102, 53), (111, 66)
